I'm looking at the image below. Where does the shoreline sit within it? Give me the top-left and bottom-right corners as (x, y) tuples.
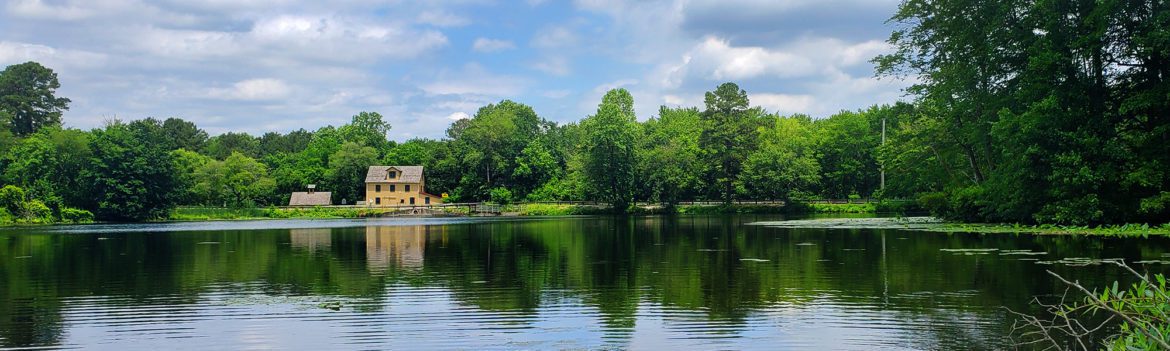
(750, 217), (1170, 237)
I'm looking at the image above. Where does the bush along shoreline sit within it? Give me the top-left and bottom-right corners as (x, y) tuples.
(0, 185), (94, 225)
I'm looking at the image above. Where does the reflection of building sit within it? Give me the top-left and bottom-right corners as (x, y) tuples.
(365, 225), (444, 273)
(289, 228), (332, 252)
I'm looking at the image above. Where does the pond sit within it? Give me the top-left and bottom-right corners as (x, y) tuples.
(1, 215), (1168, 350)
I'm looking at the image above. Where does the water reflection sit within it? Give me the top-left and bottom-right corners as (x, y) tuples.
(289, 228), (331, 252)
(365, 225), (433, 272)
(1, 216), (1168, 349)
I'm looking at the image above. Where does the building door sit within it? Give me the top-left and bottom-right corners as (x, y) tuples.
(425, 197), (430, 204)
(375, 198), (381, 205)
(410, 197), (415, 205)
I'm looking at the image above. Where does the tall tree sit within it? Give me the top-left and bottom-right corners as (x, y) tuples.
(84, 121), (177, 221)
(328, 142), (379, 204)
(638, 106), (703, 206)
(700, 82), (760, 204)
(741, 116), (820, 201)
(339, 111), (392, 150)
(813, 111), (879, 198)
(161, 118), (209, 151)
(204, 132), (259, 159)
(582, 89), (638, 211)
(193, 152), (276, 208)
(449, 100), (546, 200)
(0, 62), (71, 136)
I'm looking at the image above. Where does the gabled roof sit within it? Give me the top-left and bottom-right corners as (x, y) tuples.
(289, 192), (332, 206)
(365, 166), (424, 183)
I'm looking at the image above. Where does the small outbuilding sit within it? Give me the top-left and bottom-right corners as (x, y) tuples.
(289, 185), (332, 207)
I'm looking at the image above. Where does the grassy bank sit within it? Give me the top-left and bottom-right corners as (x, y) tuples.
(755, 217), (1170, 238)
(168, 206), (466, 221)
(935, 222), (1170, 237)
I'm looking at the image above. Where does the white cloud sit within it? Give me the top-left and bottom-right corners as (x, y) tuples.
(417, 10), (470, 27)
(593, 78), (638, 94)
(0, 41), (107, 69)
(420, 63), (526, 97)
(472, 38), (515, 53)
(751, 93), (815, 115)
(446, 111), (470, 121)
(531, 56), (570, 76)
(691, 36), (813, 80)
(6, 0), (95, 20)
(209, 78), (292, 101)
(531, 26), (577, 48)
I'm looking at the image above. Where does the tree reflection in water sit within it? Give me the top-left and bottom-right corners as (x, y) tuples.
(1, 216), (1168, 349)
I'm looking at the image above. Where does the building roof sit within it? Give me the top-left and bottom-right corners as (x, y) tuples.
(289, 192), (332, 206)
(365, 166), (424, 183)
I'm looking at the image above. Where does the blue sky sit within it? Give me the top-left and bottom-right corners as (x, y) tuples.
(0, 0), (910, 140)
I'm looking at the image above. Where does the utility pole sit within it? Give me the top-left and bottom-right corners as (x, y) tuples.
(880, 117), (886, 191)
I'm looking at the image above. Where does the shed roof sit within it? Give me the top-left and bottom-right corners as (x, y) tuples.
(365, 166), (424, 183)
(289, 192), (332, 206)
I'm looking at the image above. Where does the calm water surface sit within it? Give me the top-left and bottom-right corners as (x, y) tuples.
(2, 215), (1168, 350)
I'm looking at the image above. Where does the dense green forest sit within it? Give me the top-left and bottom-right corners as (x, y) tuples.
(1, 0), (1168, 225)
(0, 60), (901, 222)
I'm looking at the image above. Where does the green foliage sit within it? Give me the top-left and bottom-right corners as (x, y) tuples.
(916, 186), (987, 222)
(161, 118), (209, 151)
(877, 0), (1170, 225)
(2, 127), (93, 209)
(338, 111), (392, 150)
(0, 185), (25, 214)
(193, 152), (277, 208)
(813, 111), (879, 198)
(740, 116), (820, 201)
(638, 106), (703, 206)
(1100, 274), (1170, 350)
(700, 82), (762, 204)
(171, 149), (213, 205)
(258, 129), (312, 157)
(0, 61), (70, 136)
(489, 187), (513, 205)
(204, 132), (259, 159)
(582, 89), (638, 212)
(85, 121), (177, 221)
(19, 199), (52, 223)
(327, 142), (378, 204)
(59, 208), (94, 223)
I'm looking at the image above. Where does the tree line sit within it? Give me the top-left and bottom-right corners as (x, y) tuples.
(875, 0), (1170, 225)
(3, 0), (1168, 226)
(0, 62), (904, 222)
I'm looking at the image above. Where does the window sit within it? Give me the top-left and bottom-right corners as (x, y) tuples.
(410, 197), (415, 205)
(405, 185), (412, 192)
(388, 171), (397, 179)
(425, 197), (430, 204)
(375, 198), (381, 205)
(375, 185), (381, 192)
(399, 199), (404, 204)
(390, 184), (396, 192)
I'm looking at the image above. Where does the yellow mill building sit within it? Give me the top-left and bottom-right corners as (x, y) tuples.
(364, 166), (443, 206)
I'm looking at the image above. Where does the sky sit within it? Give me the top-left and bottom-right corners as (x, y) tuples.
(0, 0), (912, 140)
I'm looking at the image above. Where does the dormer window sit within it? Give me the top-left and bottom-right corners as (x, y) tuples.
(388, 170), (397, 179)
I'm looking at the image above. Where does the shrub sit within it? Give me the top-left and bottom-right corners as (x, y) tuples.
(0, 208), (12, 224)
(489, 187), (513, 205)
(0, 185), (25, 214)
(60, 208), (95, 223)
(20, 200), (53, 223)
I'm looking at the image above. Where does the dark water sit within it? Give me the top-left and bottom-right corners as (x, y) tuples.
(1, 215), (1168, 350)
